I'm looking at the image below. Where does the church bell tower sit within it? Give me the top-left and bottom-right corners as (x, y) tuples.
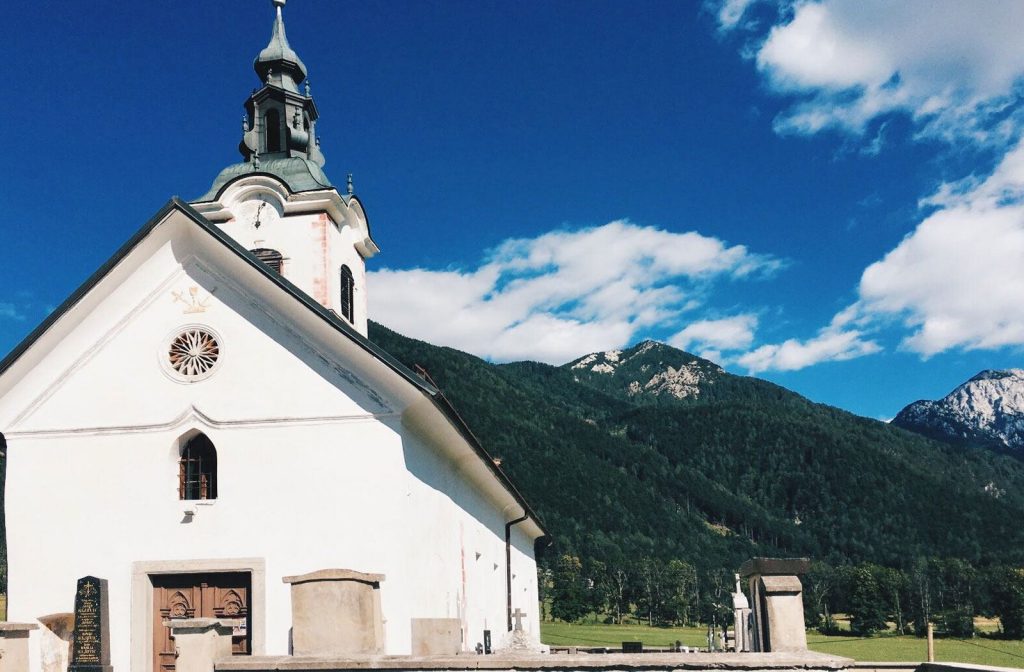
(192, 0), (378, 337)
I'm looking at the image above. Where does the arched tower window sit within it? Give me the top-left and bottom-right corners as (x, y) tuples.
(264, 109), (281, 153)
(251, 248), (283, 274)
(179, 434), (218, 500)
(340, 265), (354, 322)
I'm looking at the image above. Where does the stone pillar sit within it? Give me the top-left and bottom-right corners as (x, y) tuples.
(731, 573), (751, 652)
(0, 623), (39, 672)
(739, 558), (810, 653)
(283, 569), (385, 656)
(162, 619), (234, 672)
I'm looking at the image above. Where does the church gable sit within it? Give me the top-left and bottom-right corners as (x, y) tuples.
(0, 203), (400, 435)
(7, 261), (393, 435)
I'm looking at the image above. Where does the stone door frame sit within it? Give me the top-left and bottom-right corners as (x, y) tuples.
(130, 558), (266, 672)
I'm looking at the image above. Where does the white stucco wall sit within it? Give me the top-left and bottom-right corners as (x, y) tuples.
(0, 223), (540, 672)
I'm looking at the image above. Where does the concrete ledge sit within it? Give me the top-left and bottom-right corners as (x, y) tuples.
(283, 570), (386, 585)
(0, 623), (39, 632)
(920, 664), (1024, 672)
(215, 651), (853, 671)
(850, 663), (921, 672)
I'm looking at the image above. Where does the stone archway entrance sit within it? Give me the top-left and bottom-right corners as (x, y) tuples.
(152, 572), (251, 672)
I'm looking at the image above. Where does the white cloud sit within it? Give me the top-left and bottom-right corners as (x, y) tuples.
(736, 325), (880, 373)
(745, 137), (1024, 368)
(670, 314), (758, 352)
(708, 0), (1024, 371)
(746, 0), (1024, 144)
(0, 302), (25, 321)
(369, 220), (779, 364)
(855, 138), (1024, 355)
(711, 0), (760, 32)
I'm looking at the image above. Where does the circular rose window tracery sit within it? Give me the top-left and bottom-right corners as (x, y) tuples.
(168, 328), (221, 380)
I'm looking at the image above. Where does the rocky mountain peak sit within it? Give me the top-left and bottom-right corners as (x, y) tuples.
(893, 368), (1024, 450)
(567, 340), (722, 401)
(968, 369), (1024, 383)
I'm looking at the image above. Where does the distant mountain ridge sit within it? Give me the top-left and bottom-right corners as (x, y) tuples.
(566, 340), (799, 407)
(369, 322), (1024, 570)
(893, 369), (1024, 451)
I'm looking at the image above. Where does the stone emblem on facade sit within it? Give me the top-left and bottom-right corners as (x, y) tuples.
(172, 286), (212, 314)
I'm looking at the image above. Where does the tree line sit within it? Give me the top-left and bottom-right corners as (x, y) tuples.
(540, 554), (732, 628)
(805, 559), (1024, 638)
(541, 554), (1024, 640)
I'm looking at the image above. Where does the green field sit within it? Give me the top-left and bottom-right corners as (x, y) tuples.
(541, 622), (1024, 668)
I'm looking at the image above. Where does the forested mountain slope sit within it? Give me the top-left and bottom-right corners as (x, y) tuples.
(371, 323), (1024, 571)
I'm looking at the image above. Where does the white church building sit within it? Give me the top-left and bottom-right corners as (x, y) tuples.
(0, 3), (546, 671)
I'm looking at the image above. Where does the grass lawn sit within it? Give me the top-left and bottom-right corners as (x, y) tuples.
(541, 622), (1024, 668)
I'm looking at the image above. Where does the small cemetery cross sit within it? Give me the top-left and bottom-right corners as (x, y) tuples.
(69, 576), (113, 672)
(511, 608), (526, 632)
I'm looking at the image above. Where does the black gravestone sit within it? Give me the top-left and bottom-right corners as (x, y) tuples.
(483, 629), (492, 654)
(622, 641), (643, 653)
(70, 576), (113, 672)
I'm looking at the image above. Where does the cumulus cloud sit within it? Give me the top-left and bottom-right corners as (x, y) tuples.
(737, 325), (881, 373)
(711, 0), (761, 32)
(705, 0), (1024, 372)
(855, 138), (1024, 355)
(736, 138), (1024, 369)
(369, 221), (780, 364)
(718, 0), (1024, 144)
(669, 314), (758, 353)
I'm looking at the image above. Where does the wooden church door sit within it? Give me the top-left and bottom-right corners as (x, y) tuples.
(152, 572), (252, 672)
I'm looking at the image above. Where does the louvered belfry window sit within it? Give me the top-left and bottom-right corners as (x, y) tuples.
(251, 248), (283, 273)
(340, 265), (355, 322)
(264, 109), (281, 153)
(179, 434), (218, 500)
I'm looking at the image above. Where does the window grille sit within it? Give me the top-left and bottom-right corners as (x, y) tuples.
(168, 328), (220, 379)
(179, 434), (218, 500)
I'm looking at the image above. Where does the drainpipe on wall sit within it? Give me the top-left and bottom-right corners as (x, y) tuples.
(505, 513), (528, 631)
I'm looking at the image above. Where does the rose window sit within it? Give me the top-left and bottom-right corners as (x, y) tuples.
(168, 328), (221, 379)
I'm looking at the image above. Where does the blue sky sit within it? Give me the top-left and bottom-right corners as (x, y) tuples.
(3, 0), (1024, 420)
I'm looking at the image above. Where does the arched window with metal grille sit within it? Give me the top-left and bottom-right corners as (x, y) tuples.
(179, 434), (218, 500)
(251, 248), (283, 273)
(340, 264), (354, 322)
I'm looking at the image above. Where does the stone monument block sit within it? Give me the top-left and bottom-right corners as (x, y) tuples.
(283, 569), (385, 656)
(739, 558), (810, 653)
(69, 576), (112, 672)
(37, 614), (74, 672)
(410, 618), (462, 656)
(0, 623), (39, 672)
(162, 619), (234, 672)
